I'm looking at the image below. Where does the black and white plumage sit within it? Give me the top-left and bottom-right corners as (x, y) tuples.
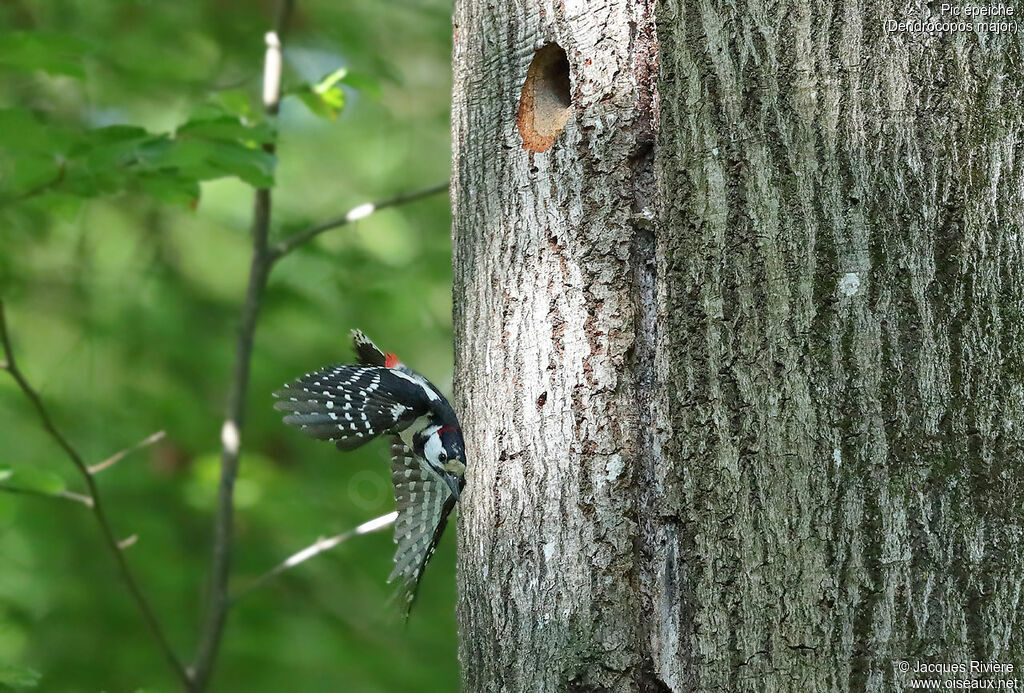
(273, 330), (466, 614)
(388, 436), (458, 613)
(273, 364), (439, 452)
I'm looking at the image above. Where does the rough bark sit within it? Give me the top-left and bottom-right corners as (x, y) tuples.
(451, 0), (1024, 691)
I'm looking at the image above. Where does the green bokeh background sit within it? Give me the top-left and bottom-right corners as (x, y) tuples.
(0, 1), (459, 691)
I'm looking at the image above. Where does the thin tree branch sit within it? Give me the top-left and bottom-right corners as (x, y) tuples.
(190, 4), (294, 689)
(89, 430), (166, 475)
(268, 182), (450, 261)
(0, 303), (91, 472)
(230, 511), (397, 604)
(0, 299), (191, 689)
(0, 484), (94, 507)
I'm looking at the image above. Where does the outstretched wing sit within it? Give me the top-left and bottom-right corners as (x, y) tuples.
(273, 366), (434, 451)
(388, 436), (457, 616)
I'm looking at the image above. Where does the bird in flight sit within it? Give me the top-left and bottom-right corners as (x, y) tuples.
(273, 330), (466, 614)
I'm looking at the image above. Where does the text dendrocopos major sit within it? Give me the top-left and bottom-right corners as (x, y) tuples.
(272, 330), (466, 611)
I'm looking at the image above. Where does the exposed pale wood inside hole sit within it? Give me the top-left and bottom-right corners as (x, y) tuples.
(516, 43), (572, 153)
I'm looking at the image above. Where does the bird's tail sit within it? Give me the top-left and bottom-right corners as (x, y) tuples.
(351, 329), (387, 367)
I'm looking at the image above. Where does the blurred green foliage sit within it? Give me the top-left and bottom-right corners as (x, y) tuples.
(0, 1), (458, 691)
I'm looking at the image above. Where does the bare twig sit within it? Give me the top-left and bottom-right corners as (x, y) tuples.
(89, 430), (166, 475)
(0, 485), (94, 507)
(231, 511), (397, 604)
(190, 4), (294, 689)
(268, 182), (449, 261)
(0, 299), (191, 689)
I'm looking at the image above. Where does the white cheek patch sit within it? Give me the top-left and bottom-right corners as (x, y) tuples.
(423, 432), (444, 467)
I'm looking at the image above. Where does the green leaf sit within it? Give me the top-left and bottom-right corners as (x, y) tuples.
(290, 67), (349, 120)
(0, 467), (67, 495)
(134, 173), (201, 208)
(199, 141), (276, 188)
(71, 128), (167, 177)
(176, 116), (275, 146)
(0, 154), (62, 197)
(0, 109), (78, 154)
(0, 32), (94, 79)
(154, 139), (275, 188)
(215, 90), (257, 119)
(0, 664), (41, 689)
(294, 91), (338, 120)
(78, 125), (152, 145)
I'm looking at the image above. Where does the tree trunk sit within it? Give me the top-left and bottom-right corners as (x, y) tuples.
(451, 1), (1024, 691)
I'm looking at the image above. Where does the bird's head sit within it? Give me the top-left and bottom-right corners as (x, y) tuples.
(413, 423), (466, 500)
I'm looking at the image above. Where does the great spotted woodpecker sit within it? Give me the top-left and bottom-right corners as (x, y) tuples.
(273, 330), (466, 611)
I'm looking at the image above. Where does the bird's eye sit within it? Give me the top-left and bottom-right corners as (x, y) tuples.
(438, 450), (447, 463)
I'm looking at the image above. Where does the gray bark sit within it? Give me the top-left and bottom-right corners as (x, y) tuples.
(451, 1), (1024, 691)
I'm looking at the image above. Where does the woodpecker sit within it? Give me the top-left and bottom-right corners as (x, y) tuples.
(273, 330), (466, 611)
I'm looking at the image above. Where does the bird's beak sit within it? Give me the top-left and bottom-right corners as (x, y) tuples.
(442, 472), (462, 501)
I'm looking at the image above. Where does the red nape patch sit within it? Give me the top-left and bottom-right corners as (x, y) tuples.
(438, 426), (458, 434)
(385, 352), (401, 368)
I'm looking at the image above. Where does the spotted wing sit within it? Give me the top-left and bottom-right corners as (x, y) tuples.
(273, 366), (433, 451)
(388, 436), (456, 616)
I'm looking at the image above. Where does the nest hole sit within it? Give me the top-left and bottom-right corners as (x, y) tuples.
(516, 43), (572, 153)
